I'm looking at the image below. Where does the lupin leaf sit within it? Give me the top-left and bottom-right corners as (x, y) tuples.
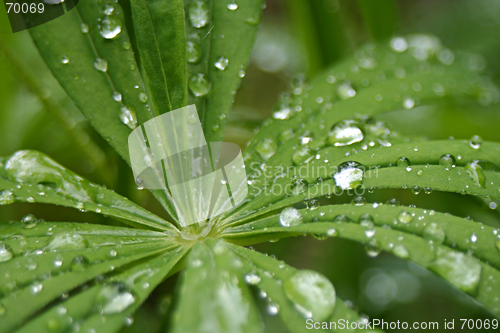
(0, 150), (178, 233)
(0, 221), (179, 333)
(169, 240), (262, 333)
(129, 0), (187, 113)
(15, 246), (187, 333)
(29, 0), (152, 161)
(223, 204), (500, 317)
(229, 244), (382, 333)
(184, 0), (265, 142)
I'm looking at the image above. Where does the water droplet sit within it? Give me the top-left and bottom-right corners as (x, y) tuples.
(291, 178), (308, 194)
(469, 135), (483, 149)
(61, 55), (69, 64)
(94, 58), (108, 72)
(280, 207), (303, 227)
(0, 190), (15, 205)
(390, 36), (408, 52)
(397, 211), (413, 224)
(80, 23), (89, 33)
(333, 161), (364, 190)
(0, 244), (13, 262)
(30, 282), (43, 295)
(267, 303), (279, 316)
(439, 154), (456, 169)
(112, 91), (122, 102)
(238, 69), (246, 78)
(186, 40), (201, 63)
(122, 41), (131, 50)
(337, 82), (356, 100)
(120, 105), (138, 129)
(412, 186), (421, 195)
(327, 119), (364, 146)
(188, 1), (209, 28)
(215, 56), (229, 70)
(386, 198), (400, 206)
(392, 244), (409, 258)
(327, 228), (338, 237)
(465, 160), (486, 188)
(227, 3), (238, 10)
(365, 239), (382, 257)
(292, 147), (312, 165)
(307, 199), (319, 210)
(244, 273), (261, 285)
(423, 223), (446, 244)
(282, 271), (336, 322)
(397, 157), (410, 167)
(255, 138), (277, 161)
(47, 233), (88, 252)
(99, 16), (122, 39)
(403, 97), (415, 109)
(352, 196), (366, 206)
(470, 233), (478, 244)
(103, 3), (115, 15)
(428, 249), (481, 294)
(212, 124), (220, 132)
(139, 92), (148, 103)
(188, 73), (212, 97)
(95, 282), (135, 314)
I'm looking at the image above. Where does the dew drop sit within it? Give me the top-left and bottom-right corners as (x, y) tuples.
(255, 138), (277, 161)
(469, 135), (483, 149)
(439, 154), (456, 169)
(215, 56), (229, 70)
(139, 92), (148, 103)
(280, 207), (303, 227)
(390, 36), (408, 53)
(112, 91), (122, 102)
(423, 223), (446, 244)
(80, 23), (89, 33)
(188, 73), (212, 97)
(99, 16), (122, 39)
(47, 233), (88, 252)
(227, 3), (238, 10)
(392, 244), (409, 258)
(403, 97), (415, 109)
(327, 119), (364, 146)
(284, 270), (336, 321)
(412, 186), (421, 195)
(352, 196), (366, 206)
(396, 157), (410, 168)
(291, 178), (308, 195)
(188, 1), (209, 28)
(30, 282), (43, 295)
(465, 160), (486, 188)
(337, 82), (356, 100)
(0, 244), (13, 262)
(186, 40), (202, 63)
(103, 3), (115, 15)
(95, 282), (135, 314)
(120, 105), (138, 129)
(244, 273), (261, 285)
(267, 303), (279, 316)
(0, 190), (15, 205)
(333, 161), (364, 190)
(397, 211), (413, 224)
(238, 69), (246, 78)
(94, 58), (108, 72)
(292, 147), (312, 165)
(61, 55), (69, 64)
(306, 199), (319, 210)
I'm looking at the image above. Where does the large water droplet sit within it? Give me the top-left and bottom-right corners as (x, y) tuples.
(70, 255), (89, 272)
(188, 73), (212, 97)
(188, 1), (209, 28)
(327, 119), (364, 146)
(333, 161), (364, 190)
(392, 244), (409, 258)
(280, 207), (303, 227)
(95, 282), (135, 314)
(120, 105), (138, 129)
(396, 157), (410, 168)
(337, 82), (356, 100)
(0, 190), (15, 205)
(46, 233), (88, 252)
(439, 154), (456, 169)
(186, 40), (202, 63)
(397, 211), (413, 224)
(390, 36), (408, 52)
(0, 243), (13, 262)
(423, 223), (446, 244)
(30, 282), (43, 295)
(215, 56), (229, 70)
(227, 3), (238, 10)
(465, 160), (486, 188)
(428, 249), (481, 294)
(469, 135), (483, 149)
(292, 147), (312, 165)
(255, 138), (277, 161)
(284, 270), (336, 321)
(99, 16), (122, 39)
(244, 273), (261, 285)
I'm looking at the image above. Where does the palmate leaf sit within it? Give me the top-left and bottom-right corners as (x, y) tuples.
(0, 221), (184, 333)
(223, 204), (500, 317)
(0, 150), (177, 233)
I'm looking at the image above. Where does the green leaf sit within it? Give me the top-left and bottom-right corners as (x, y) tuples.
(184, 0), (265, 142)
(15, 246), (187, 333)
(130, 0), (187, 113)
(0, 221), (179, 332)
(0, 150), (178, 233)
(223, 204), (500, 317)
(229, 244), (382, 333)
(356, 0), (400, 41)
(29, 1), (151, 161)
(169, 240), (262, 333)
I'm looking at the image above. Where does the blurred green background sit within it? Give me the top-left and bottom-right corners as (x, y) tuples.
(1, 0), (500, 331)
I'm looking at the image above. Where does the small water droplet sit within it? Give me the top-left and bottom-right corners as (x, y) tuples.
(61, 55), (69, 64)
(238, 69), (246, 78)
(390, 36), (408, 52)
(439, 154), (456, 169)
(30, 282), (43, 295)
(280, 207), (303, 227)
(122, 41), (132, 50)
(337, 81), (356, 100)
(292, 147), (312, 165)
(95, 282), (135, 314)
(307, 199), (319, 210)
(255, 138), (277, 161)
(215, 56), (229, 70)
(99, 16), (122, 39)
(188, 1), (209, 28)
(188, 73), (212, 97)
(469, 135), (483, 149)
(139, 92), (148, 103)
(397, 211), (413, 224)
(397, 157), (410, 168)
(80, 23), (89, 33)
(112, 91), (122, 102)
(267, 303), (279, 316)
(186, 40), (202, 63)
(94, 58), (108, 72)
(352, 196), (366, 206)
(0, 244), (13, 262)
(403, 97), (415, 109)
(412, 186), (421, 195)
(0, 190), (15, 205)
(227, 3), (238, 10)
(392, 244), (409, 258)
(120, 105), (138, 129)
(244, 273), (261, 285)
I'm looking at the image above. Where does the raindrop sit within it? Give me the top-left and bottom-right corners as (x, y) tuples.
(333, 161), (364, 190)
(139, 92), (148, 103)
(238, 69), (246, 78)
(80, 23), (89, 33)
(386, 198), (400, 206)
(61, 55), (69, 64)
(244, 273), (261, 285)
(365, 239), (382, 257)
(292, 147), (312, 165)
(94, 58), (108, 72)
(186, 40), (201, 63)
(337, 82), (356, 100)
(439, 154), (456, 169)
(227, 3), (238, 10)
(352, 196), (366, 206)
(267, 303), (279, 316)
(255, 138), (277, 161)
(0, 244), (13, 262)
(423, 223), (446, 244)
(112, 91), (122, 102)
(307, 199), (319, 210)
(469, 135), (483, 149)
(412, 186), (421, 195)
(188, 73), (212, 97)
(0, 190), (15, 205)
(392, 244), (409, 258)
(215, 56), (229, 70)
(95, 282), (135, 314)
(99, 16), (122, 39)
(397, 211), (413, 224)
(47, 233), (88, 252)
(188, 1), (209, 28)
(465, 160), (486, 188)
(30, 282), (43, 295)
(280, 207), (303, 227)
(396, 157), (410, 168)
(390, 36), (408, 52)
(283, 270), (336, 321)
(120, 105), (138, 129)
(327, 119), (364, 146)
(428, 249), (481, 294)
(403, 97), (415, 109)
